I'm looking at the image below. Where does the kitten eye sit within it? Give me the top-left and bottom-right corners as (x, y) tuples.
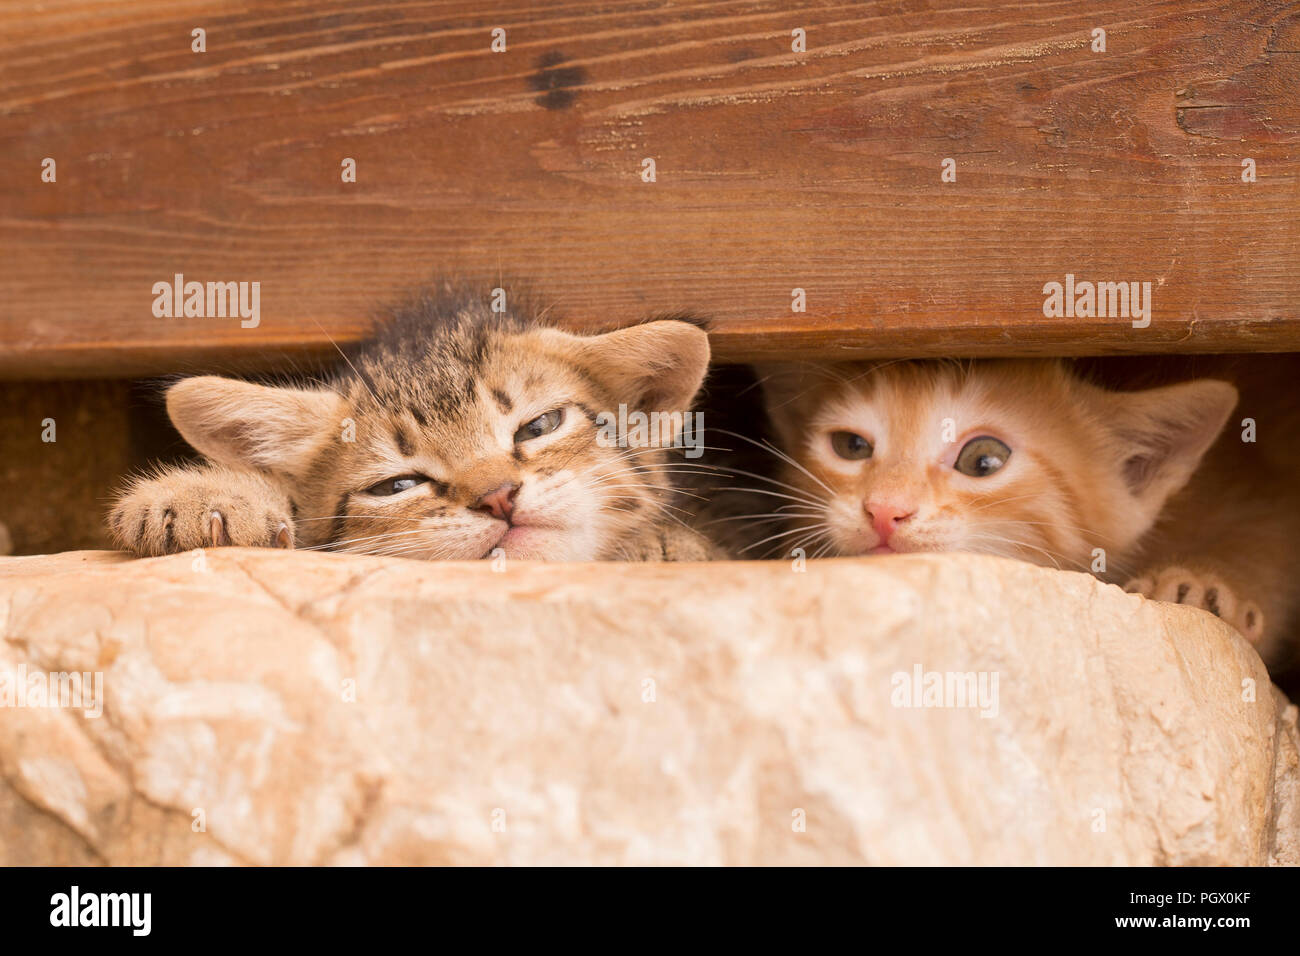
(514, 408), (564, 443)
(954, 436), (1012, 477)
(365, 475), (428, 496)
(830, 431), (873, 460)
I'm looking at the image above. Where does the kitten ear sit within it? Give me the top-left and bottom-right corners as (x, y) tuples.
(1106, 378), (1237, 516)
(166, 376), (347, 477)
(577, 320), (711, 413)
(754, 362), (820, 401)
(753, 362), (840, 448)
(753, 362), (804, 447)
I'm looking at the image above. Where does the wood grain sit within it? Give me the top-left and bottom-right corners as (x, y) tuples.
(1, 0), (1297, 378)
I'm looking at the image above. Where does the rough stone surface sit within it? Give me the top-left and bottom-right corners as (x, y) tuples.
(0, 549), (1296, 866)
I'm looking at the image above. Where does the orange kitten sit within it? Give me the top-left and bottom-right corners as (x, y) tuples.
(756, 358), (1300, 665)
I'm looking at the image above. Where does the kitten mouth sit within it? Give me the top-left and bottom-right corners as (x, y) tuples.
(869, 544), (896, 555)
(483, 520), (561, 557)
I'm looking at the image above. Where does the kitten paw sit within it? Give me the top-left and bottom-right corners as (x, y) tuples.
(623, 524), (722, 562)
(1124, 567), (1264, 644)
(659, 525), (724, 562)
(111, 466), (295, 556)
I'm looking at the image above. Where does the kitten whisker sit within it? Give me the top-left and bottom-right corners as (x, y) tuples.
(985, 516), (1121, 546)
(966, 493), (1056, 514)
(714, 485), (828, 510)
(704, 510), (824, 526)
(775, 527), (835, 560)
(709, 428), (836, 497)
(961, 532), (1083, 573)
(695, 464), (832, 504)
(740, 523), (834, 555)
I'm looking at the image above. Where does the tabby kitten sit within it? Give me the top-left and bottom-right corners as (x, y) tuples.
(755, 358), (1300, 664)
(111, 287), (718, 562)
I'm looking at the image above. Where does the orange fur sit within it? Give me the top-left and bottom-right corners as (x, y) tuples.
(758, 358), (1300, 664)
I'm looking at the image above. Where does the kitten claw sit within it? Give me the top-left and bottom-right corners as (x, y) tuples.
(1240, 604), (1264, 643)
(209, 510), (231, 547)
(1124, 566), (1265, 644)
(110, 466), (296, 556)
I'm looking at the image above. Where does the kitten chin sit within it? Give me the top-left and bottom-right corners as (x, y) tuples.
(110, 284), (720, 564)
(753, 356), (1300, 665)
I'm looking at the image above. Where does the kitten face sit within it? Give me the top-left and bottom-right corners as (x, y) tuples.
(759, 360), (1236, 575)
(164, 295), (710, 561)
(316, 327), (664, 561)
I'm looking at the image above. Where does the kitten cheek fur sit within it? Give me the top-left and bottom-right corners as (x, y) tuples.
(111, 289), (716, 562)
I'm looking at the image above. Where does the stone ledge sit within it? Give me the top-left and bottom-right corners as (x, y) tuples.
(0, 549), (1295, 865)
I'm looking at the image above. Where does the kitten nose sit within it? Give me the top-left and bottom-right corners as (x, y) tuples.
(865, 503), (914, 542)
(473, 483), (519, 522)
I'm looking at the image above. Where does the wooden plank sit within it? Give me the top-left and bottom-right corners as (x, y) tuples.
(1, 0), (1298, 378)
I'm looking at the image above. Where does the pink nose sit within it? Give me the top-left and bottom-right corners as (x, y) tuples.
(474, 483), (519, 522)
(865, 502), (915, 543)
